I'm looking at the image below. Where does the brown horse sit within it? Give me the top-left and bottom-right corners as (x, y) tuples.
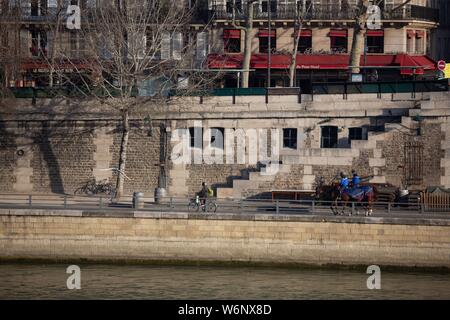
(316, 182), (376, 216)
(332, 184), (376, 216)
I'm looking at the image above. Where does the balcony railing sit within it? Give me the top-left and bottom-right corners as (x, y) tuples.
(209, 4), (439, 23)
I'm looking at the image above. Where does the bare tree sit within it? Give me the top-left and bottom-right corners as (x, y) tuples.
(349, 0), (413, 77)
(50, 0), (214, 199)
(0, 1), (21, 96)
(230, 0), (258, 88)
(289, 2), (312, 87)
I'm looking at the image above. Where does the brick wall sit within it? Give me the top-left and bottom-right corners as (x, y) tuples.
(379, 122), (444, 189)
(0, 120), (162, 195)
(109, 122), (162, 195)
(0, 121), (16, 192)
(30, 121), (96, 193)
(1, 211), (449, 268)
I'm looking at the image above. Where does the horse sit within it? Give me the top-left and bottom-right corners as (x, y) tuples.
(330, 184), (376, 216)
(316, 180), (376, 216)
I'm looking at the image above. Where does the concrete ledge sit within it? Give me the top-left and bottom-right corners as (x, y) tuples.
(1, 208), (450, 226)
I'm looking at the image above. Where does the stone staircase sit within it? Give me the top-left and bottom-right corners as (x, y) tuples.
(216, 164), (293, 199)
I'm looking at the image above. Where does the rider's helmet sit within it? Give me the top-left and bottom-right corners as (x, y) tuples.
(351, 170), (357, 176)
(340, 172), (346, 178)
(202, 182), (207, 187)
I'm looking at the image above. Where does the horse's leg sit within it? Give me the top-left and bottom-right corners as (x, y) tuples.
(341, 197), (347, 216)
(368, 196), (374, 216)
(332, 196), (339, 215)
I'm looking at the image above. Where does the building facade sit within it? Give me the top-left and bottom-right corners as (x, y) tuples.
(206, 0), (440, 87)
(0, 0), (442, 89)
(429, 0), (450, 62)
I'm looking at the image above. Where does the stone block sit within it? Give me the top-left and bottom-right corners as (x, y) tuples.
(369, 158), (386, 167)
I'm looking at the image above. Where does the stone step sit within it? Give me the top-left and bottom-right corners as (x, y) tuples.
(248, 171), (277, 182)
(233, 179), (258, 190)
(217, 188), (234, 199)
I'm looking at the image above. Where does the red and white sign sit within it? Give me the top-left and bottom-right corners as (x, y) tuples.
(438, 60), (446, 71)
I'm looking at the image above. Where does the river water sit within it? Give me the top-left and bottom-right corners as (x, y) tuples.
(0, 263), (449, 299)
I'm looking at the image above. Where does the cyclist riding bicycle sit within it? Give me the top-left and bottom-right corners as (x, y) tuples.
(197, 182), (214, 206)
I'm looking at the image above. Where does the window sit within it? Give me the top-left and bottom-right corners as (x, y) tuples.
(210, 127), (224, 149)
(260, 0), (277, 14)
(297, 36), (312, 53)
(331, 37), (347, 53)
(329, 29), (348, 53)
(367, 36), (384, 53)
(196, 32), (208, 58)
(283, 128), (298, 149)
(366, 30), (384, 53)
(226, 0), (242, 14)
(321, 126), (338, 148)
(223, 29), (241, 53)
(258, 30), (276, 53)
(161, 32), (183, 60)
(348, 127), (367, 144)
(415, 30), (424, 54)
(189, 127), (203, 149)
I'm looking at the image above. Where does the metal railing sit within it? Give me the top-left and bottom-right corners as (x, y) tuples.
(0, 195), (448, 215)
(209, 4), (439, 23)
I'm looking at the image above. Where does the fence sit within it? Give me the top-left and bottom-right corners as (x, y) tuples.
(421, 192), (450, 212)
(0, 194), (447, 216)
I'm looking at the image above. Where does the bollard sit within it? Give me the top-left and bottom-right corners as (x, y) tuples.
(63, 196), (67, 209)
(276, 200), (279, 214)
(132, 192), (144, 209)
(311, 200), (315, 214)
(28, 195), (32, 207)
(170, 197), (173, 209)
(387, 202), (391, 214)
(99, 197), (103, 209)
(351, 202), (355, 215)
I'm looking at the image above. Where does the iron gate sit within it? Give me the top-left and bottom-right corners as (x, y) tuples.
(404, 141), (423, 186)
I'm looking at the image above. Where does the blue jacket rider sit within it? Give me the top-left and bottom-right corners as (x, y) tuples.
(351, 170), (361, 188)
(339, 172), (349, 193)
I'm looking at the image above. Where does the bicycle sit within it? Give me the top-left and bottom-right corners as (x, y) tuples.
(188, 195), (217, 213)
(74, 179), (116, 196)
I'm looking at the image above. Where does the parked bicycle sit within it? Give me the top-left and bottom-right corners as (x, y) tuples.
(74, 179), (116, 196)
(188, 195), (218, 213)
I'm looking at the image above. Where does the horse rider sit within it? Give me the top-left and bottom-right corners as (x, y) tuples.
(338, 172), (349, 195)
(351, 170), (361, 188)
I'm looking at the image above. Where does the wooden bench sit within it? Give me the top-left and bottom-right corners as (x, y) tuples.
(271, 190), (315, 202)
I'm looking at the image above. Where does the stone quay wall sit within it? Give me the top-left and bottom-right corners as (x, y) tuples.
(0, 209), (449, 269)
(0, 93), (449, 198)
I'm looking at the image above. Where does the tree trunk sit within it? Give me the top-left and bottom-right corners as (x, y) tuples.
(242, 3), (254, 88)
(115, 109), (130, 200)
(349, 0), (370, 78)
(349, 24), (365, 75)
(289, 28), (302, 87)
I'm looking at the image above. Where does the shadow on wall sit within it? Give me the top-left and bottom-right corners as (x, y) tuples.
(34, 121), (64, 194)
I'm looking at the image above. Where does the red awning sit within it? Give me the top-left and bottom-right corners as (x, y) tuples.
(329, 29), (348, 37)
(257, 29), (276, 37)
(223, 29), (241, 39)
(407, 30), (415, 38)
(292, 29), (313, 37)
(367, 30), (384, 37)
(207, 53), (437, 75)
(415, 30), (425, 38)
(20, 59), (90, 71)
(207, 54), (243, 69)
